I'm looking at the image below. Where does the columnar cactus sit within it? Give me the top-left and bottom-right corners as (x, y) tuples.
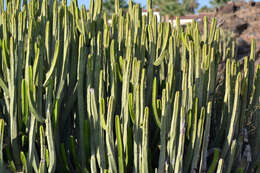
(0, 0), (258, 172)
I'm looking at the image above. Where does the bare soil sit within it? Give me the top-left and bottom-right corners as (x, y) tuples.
(213, 1), (260, 67)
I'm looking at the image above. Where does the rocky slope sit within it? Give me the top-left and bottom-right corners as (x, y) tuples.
(213, 1), (260, 66)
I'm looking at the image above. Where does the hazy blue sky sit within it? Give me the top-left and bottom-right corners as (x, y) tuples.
(68, 0), (260, 9)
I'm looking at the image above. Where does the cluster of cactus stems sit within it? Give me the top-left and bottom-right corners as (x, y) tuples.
(0, 0), (259, 172)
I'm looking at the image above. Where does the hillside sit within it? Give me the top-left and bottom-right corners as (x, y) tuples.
(214, 1), (260, 66)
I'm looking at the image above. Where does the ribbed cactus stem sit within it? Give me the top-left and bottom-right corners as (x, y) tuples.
(226, 140), (237, 173)
(0, 1), (258, 172)
(152, 77), (161, 128)
(168, 91), (180, 172)
(20, 152), (28, 173)
(115, 115), (125, 173)
(174, 106), (186, 173)
(208, 149), (220, 173)
(106, 96), (117, 173)
(158, 90), (168, 173)
(203, 16), (208, 42)
(248, 39), (256, 103)
(39, 125), (46, 173)
(115, 0), (119, 14)
(222, 73), (242, 159)
(45, 80), (56, 173)
(216, 159), (224, 173)
(141, 107), (149, 173)
(0, 119), (4, 169)
(199, 101), (212, 172)
(77, 34), (86, 169)
(191, 107), (205, 172)
(252, 65), (260, 167)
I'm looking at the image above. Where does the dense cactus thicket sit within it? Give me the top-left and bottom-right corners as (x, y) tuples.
(0, 0), (259, 172)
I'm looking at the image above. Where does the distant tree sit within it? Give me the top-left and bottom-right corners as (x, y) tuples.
(103, 0), (128, 14)
(153, 0), (185, 16)
(209, 0), (229, 7)
(183, 0), (199, 14)
(230, 0), (246, 2)
(198, 5), (213, 13)
(153, 0), (199, 16)
(210, 0), (247, 7)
